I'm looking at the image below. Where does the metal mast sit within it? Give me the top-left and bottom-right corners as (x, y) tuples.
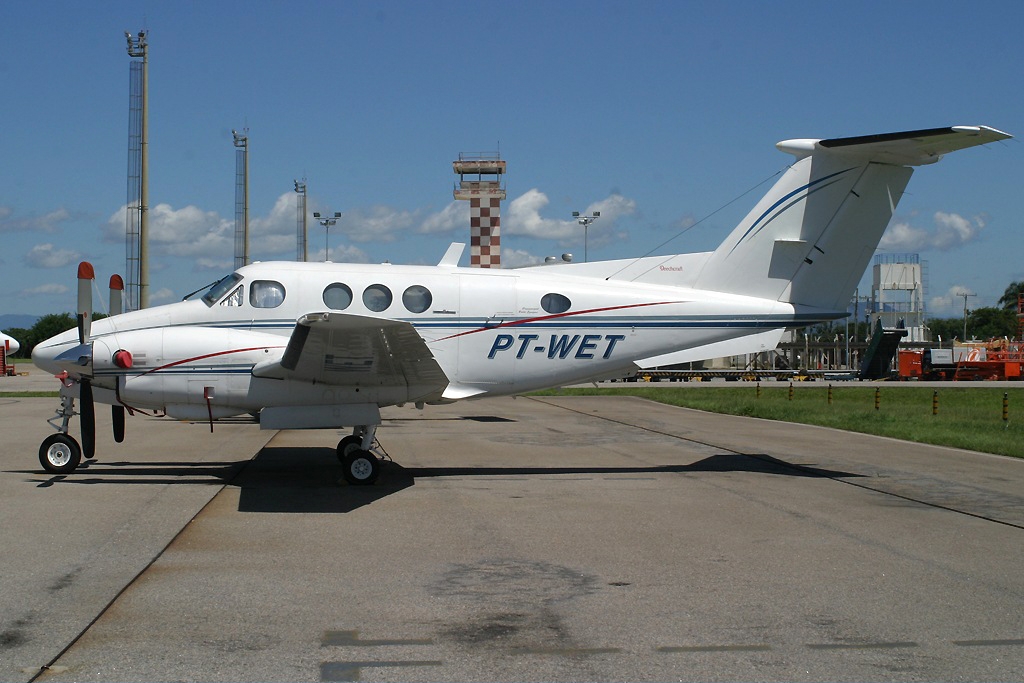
(233, 129), (249, 269)
(125, 30), (149, 310)
(294, 179), (307, 262)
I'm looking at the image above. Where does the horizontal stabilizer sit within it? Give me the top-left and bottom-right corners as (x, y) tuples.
(635, 328), (787, 369)
(778, 125), (1011, 165)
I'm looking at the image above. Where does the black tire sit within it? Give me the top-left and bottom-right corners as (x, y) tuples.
(336, 435), (363, 463)
(39, 434), (82, 474)
(342, 449), (379, 485)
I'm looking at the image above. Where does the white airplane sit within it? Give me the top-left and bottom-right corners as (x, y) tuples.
(1, 330), (20, 356)
(33, 125), (1010, 482)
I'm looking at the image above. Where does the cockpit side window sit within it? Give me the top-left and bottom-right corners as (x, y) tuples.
(202, 273), (243, 307)
(250, 280), (286, 308)
(220, 285), (244, 307)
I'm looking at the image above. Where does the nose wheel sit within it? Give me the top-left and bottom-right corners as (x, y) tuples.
(39, 433), (82, 474)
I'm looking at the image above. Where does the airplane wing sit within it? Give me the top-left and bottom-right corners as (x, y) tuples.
(252, 312), (449, 402)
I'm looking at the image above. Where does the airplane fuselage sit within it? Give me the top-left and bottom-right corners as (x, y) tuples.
(34, 260), (819, 421)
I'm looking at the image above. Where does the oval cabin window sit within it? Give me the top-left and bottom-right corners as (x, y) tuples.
(323, 283), (353, 310)
(362, 284), (393, 312)
(402, 285), (432, 313)
(541, 292), (571, 314)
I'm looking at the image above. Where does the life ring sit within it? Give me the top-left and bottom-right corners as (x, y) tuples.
(967, 348), (981, 362)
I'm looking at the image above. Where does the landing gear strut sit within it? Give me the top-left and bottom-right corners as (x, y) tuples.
(40, 383), (83, 474)
(336, 425), (380, 485)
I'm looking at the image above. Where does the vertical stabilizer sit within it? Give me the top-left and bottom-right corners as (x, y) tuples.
(692, 126), (1010, 312)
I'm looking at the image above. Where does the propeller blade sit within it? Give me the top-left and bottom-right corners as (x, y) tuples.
(80, 379), (96, 459)
(112, 405), (126, 443)
(109, 274), (124, 317)
(77, 262), (95, 344)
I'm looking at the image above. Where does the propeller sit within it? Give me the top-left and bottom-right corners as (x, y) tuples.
(80, 379), (95, 459)
(112, 404), (126, 443)
(110, 274), (128, 443)
(77, 262), (96, 459)
(77, 262), (94, 344)
(109, 274), (124, 317)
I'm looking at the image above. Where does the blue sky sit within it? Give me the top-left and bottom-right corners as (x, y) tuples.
(1, 0), (1020, 323)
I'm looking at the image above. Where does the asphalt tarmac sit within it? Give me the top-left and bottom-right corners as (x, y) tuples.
(1, 374), (1022, 681)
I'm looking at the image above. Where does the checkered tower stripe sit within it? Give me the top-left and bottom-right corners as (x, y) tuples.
(469, 196), (502, 268)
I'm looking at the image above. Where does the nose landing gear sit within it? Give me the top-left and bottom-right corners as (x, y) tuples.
(40, 381), (84, 474)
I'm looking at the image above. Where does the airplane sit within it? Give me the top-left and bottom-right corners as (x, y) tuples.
(1, 330), (20, 356)
(32, 125), (1011, 483)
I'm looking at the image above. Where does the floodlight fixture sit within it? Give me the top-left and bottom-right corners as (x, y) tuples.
(573, 210), (601, 262)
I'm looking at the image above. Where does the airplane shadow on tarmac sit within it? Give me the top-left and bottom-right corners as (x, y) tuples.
(20, 448), (863, 515)
(233, 447), (864, 514)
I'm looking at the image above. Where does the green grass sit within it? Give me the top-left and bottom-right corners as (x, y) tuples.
(0, 391), (59, 398)
(532, 385), (1024, 459)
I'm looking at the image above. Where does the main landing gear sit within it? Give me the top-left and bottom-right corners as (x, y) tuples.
(336, 425), (381, 485)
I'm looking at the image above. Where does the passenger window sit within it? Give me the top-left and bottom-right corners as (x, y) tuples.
(362, 284), (393, 312)
(323, 283), (353, 310)
(250, 280), (286, 308)
(220, 285), (243, 307)
(541, 292), (571, 314)
(402, 285), (432, 313)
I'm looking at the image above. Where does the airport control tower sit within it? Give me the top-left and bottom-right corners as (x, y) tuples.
(453, 153), (506, 268)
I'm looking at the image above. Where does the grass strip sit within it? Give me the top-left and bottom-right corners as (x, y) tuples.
(532, 385), (1024, 459)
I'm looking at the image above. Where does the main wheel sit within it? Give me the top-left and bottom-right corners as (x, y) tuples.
(342, 449), (380, 486)
(336, 435), (363, 463)
(39, 434), (82, 474)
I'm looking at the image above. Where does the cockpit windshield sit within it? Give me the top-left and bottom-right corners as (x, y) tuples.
(201, 273), (244, 307)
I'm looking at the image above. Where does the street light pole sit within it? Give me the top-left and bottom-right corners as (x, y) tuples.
(313, 211), (341, 261)
(959, 291), (977, 341)
(572, 211), (600, 262)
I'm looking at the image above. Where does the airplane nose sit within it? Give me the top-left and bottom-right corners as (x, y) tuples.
(32, 332), (79, 375)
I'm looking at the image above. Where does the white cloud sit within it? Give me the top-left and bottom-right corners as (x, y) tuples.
(105, 203), (232, 258)
(25, 243), (82, 269)
(880, 212), (984, 252)
(339, 205), (417, 243)
(500, 248), (544, 268)
(929, 285), (975, 316)
(418, 202), (469, 234)
(149, 288), (177, 306)
(505, 189), (637, 247)
(308, 244), (370, 263)
(0, 207), (71, 234)
(196, 257), (234, 271)
(18, 283), (69, 296)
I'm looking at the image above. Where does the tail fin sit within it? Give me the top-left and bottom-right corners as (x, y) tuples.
(693, 126), (1010, 311)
